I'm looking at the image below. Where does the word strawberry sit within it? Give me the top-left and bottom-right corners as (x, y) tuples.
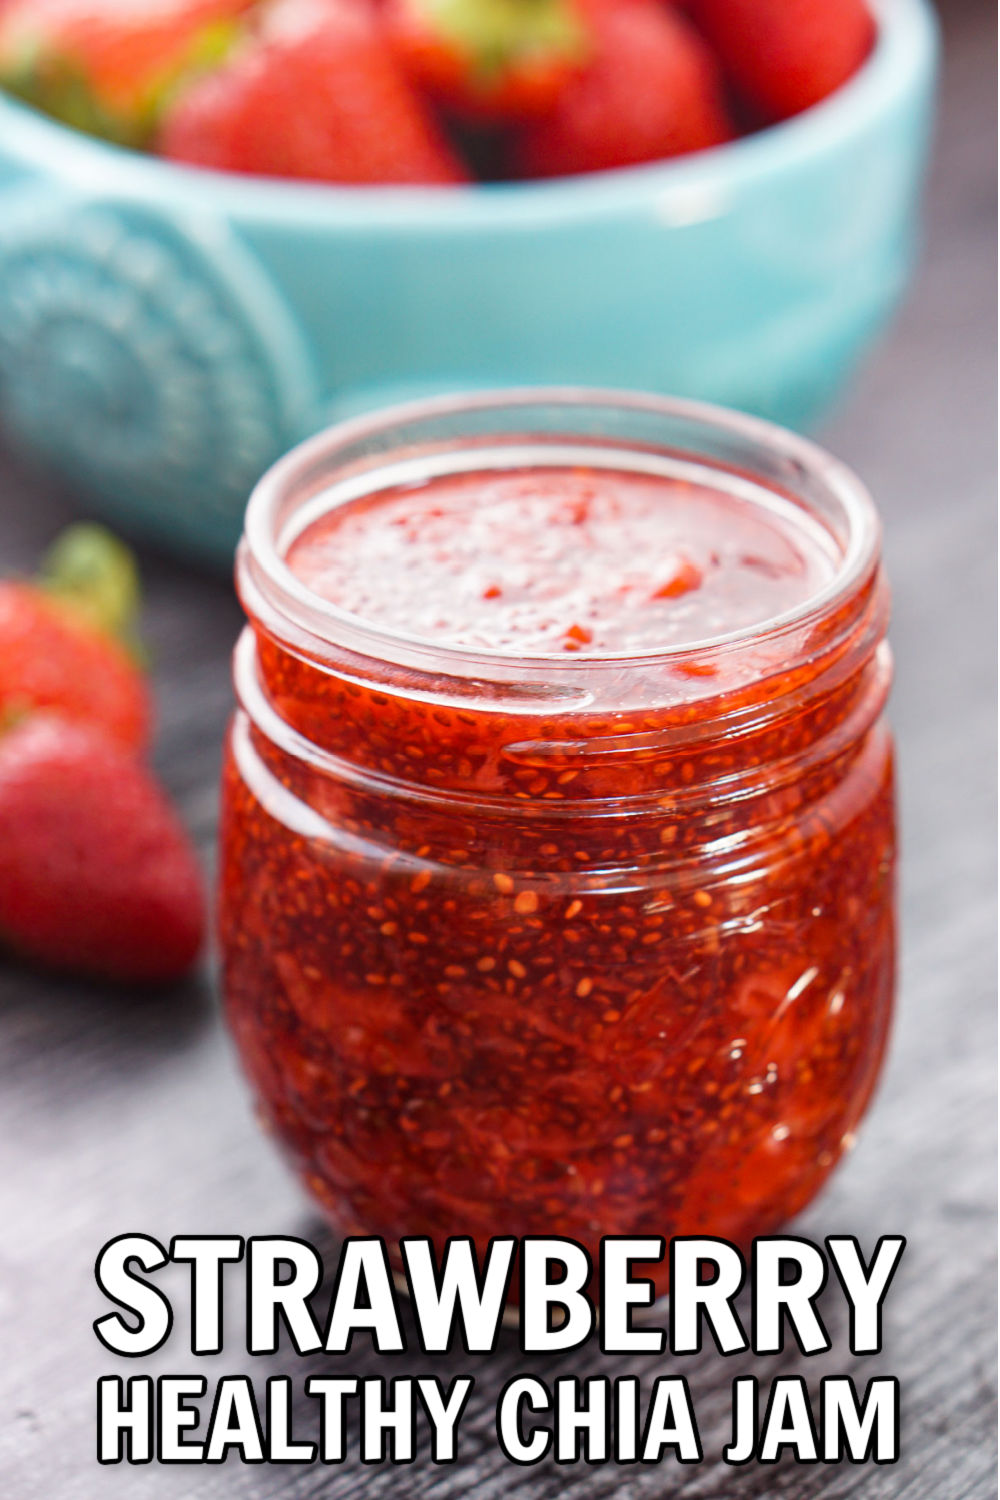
(161, 0), (469, 184)
(0, 525), (151, 755)
(385, 0), (589, 123)
(688, 0), (875, 121)
(0, 715), (205, 983)
(0, 0), (255, 147)
(509, 0), (733, 178)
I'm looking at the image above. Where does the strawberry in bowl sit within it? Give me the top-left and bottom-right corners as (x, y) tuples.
(507, 0), (734, 178)
(689, 0), (877, 122)
(0, 0), (256, 148)
(161, 0), (470, 183)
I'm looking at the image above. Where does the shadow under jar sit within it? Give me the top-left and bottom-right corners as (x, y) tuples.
(219, 391), (896, 1299)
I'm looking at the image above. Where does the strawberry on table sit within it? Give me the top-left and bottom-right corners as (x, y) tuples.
(0, 525), (151, 755)
(0, 715), (205, 983)
(160, 0), (470, 184)
(508, 0), (733, 178)
(687, 0), (876, 122)
(0, 0), (256, 147)
(384, 0), (589, 123)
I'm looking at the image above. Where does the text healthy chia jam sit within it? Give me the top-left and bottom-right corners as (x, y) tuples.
(219, 392), (895, 1299)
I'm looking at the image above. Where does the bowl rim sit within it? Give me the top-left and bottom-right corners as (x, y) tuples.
(0, 0), (937, 227)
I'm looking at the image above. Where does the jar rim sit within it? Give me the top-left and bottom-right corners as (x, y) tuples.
(242, 387), (881, 675)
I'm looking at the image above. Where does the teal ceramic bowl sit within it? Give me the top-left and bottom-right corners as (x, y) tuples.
(0, 0), (936, 564)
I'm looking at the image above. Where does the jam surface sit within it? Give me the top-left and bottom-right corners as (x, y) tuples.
(221, 456), (895, 1296)
(286, 465), (837, 655)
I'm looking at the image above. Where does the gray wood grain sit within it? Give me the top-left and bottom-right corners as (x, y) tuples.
(0, 1), (995, 1494)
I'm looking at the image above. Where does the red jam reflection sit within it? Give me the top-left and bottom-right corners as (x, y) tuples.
(220, 438), (895, 1301)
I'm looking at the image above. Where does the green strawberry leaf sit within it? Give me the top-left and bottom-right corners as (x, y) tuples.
(424, 0), (587, 84)
(40, 523), (145, 659)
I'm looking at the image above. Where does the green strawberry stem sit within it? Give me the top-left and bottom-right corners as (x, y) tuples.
(146, 18), (248, 135)
(39, 523), (145, 659)
(423, 0), (587, 82)
(0, 703), (30, 736)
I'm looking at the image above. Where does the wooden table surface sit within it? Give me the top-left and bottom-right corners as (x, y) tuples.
(1, 3), (996, 1495)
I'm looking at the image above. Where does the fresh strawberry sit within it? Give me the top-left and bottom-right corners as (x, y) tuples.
(509, 0), (733, 178)
(0, 715), (205, 983)
(383, 0), (589, 123)
(160, 0), (470, 184)
(0, 0), (255, 147)
(0, 525), (151, 755)
(687, 0), (875, 122)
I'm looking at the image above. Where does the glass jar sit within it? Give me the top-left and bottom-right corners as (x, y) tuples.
(219, 391), (895, 1294)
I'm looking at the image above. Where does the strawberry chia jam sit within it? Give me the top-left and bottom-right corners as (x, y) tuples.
(220, 392), (895, 1295)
